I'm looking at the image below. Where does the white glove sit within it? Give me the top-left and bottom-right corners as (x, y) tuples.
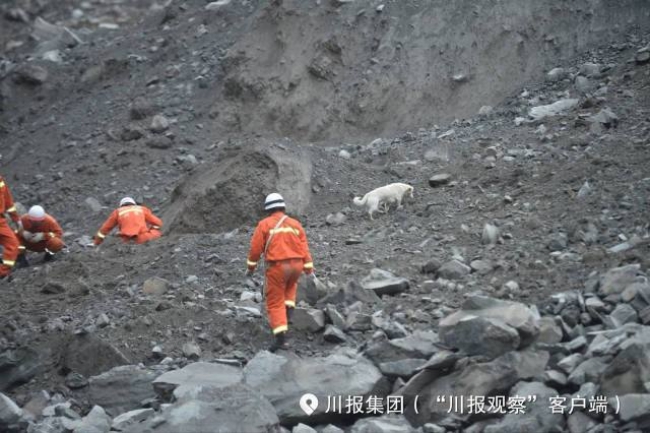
(31, 232), (45, 242)
(22, 230), (34, 241)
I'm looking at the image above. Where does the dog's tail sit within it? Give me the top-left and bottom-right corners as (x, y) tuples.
(353, 194), (367, 206)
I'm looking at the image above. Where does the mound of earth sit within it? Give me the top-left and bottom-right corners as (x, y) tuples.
(163, 142), (312, 234)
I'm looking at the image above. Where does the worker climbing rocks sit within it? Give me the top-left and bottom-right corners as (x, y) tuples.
(0, 175), (21, 280)
(93, 197), (162, 246)
(246, 193), (314, 352)
(16, 205), (65, 266)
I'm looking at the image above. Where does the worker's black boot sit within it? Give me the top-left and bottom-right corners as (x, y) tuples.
(43, 252), (55, 263)
(16, 254), (29, 268)
(286, 307), (295, 325)
(269, 332), (289, 353)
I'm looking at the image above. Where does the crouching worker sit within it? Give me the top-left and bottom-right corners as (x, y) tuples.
(17, 205), (64, 266)
(93, 197), (162, 246)
(246, 193), (314, 352)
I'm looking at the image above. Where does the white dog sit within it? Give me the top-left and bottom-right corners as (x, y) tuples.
(353, 183), (414, 220)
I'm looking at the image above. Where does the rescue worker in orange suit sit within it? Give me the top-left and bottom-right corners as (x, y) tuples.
(92, 197), (162, 246)
(0, 175), (21, 280)
(16, 205), (65, 266)
(246, 193), (314, 352)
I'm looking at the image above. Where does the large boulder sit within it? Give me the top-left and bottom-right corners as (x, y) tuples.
(600, 329), (650, 395)
(439, 315), (520, 359)
(598, 264), (644, 297)
(163, 145), (312, 233)
(243, 350), (387, 425)
(439, 296), (539, 349)
(0, 393), (23, 427)
(349, 415), (417, 433)
(0, 347), (44, 391)
(88, 365), (163, 417)
(127, 384), (281, 433)
(152, 362), (243, 401)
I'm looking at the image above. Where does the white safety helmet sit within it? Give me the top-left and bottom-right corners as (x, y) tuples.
(119, 197), (136, 207)
(264, 193), (285, 211)
(28, 205), (46, 221)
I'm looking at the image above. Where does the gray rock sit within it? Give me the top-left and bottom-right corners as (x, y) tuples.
(293, 308), (326, 332)
(0, 393), (23, 426)
(483, 382), (565, 433)
(579, 62), (601, 77)
(529, 98), (579, 121)
(546, 67), (566, 81)
(617, 394), (650, 425)
(72, 405), (111, 433)
(482, 224), (499, 245)
(323, 325), (347, 343)
(153, 362), (243, 401)
(349, 415), (416, 433)
(127, 384), (279, 433)
(589, 108), (618, 128)
(150, 115), (170, 133)
(557, 353), (584, 375)
(537, 317), (563, 344)
(96, 314), (110, 328)
(292, 424), (316, 433)
(568, 357), (609, 386)
(439, 315), (520, 359)
(129, 97), (157, 120)
(574, 76), (592, 94)
(567, 411), (598, 433)
(0, 347), (44, 391)
(146, 136), (173, 149)
(326, 212), (347, 226)
(379, 359), (426, 379)
(361, 269), (409, 297)
(84, 197), (103, 213)
(439, 295), (539, 348)
(469, 260), (493, 275)
(298, 276), (329, 306)
(372, 317), (408, 339)
(345, 312), (372, 331)
(609, 304), (638, 327)
(636, 48), (650, 65)
(325, 305), (346, 329)
(243, 351), (386, 425)
(321, 426), (344, 433)
(143, 277), (172, 296)
(364, 331), (440, 364)
(13, 64), (48, 85)
(205, 0), (232, 10)
(88, 365), (161, 417)
(121, 126), (145, 142)
(62, 334), (131, 378)
(496, 349), (550, 380)
(421, 259), (442, 274)
(65, 372), (88, 389)
(478, 106), (493, 117)
(547, 233), (568, 251)
(437, 260), (471, 280)
(428, 174), (451, 187)
(182, 341), (202, 360)
(111, 408), (154, 431)
(26, 417), (66, 433)
(543, 370), (568, 388)
(600, 333), (650, 395)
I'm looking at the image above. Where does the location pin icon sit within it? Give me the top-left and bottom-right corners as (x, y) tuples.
(300, 393), (319, 416)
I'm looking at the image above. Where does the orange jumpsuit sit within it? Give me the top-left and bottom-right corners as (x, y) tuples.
(247, 211), (313, 335)
(0, 176), (20, 277)
(19, 214), (64, 253)
(94, 204), (162, 245)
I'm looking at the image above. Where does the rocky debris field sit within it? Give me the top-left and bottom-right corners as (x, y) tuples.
(1, 0), (650, 432)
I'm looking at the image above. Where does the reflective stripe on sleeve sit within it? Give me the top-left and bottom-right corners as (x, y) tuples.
(3, 259), (15, 267)
(284, 300), (296, 307)
(247, 260), (257, 266)
(303, 262), (314, 269)
(6, 206), (16, 213)
(49, 232), (55, 238)
(96, 232), (106, 239)
(0, 181), (4, 188)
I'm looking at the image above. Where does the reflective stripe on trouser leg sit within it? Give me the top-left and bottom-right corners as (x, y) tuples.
(0, 220), (20, 275)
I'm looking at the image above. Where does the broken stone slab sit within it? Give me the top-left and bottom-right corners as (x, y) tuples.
(600, 331), (650, 396)
(537, 317), (563, 344)
(292, 308), (326, 332)
(68, 405), (111, 433)
(32, 17), (82, 54)
(297, 276), (328, 306)
(243, 350), (387, 425)
(0, 347), (44, 391)
(127, 384), (279, 433)
(325, 305), (346, 329)
(13, 64), (48, 85)
(371, 316), (408, 339)
(88, 365), (162, 417)
(153, 362), (243, 401)
(111, 408), (154, 431)
(361, 269), (409, 297)
(346, 312), (372, 332)
(439, 315), (520, 359)
(608, 304), (638, 328)
(439, 295), (540, 348)
(364, 331), (441, 364)
(568, 357), (609, 386)
(616, 394), (650, 426)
